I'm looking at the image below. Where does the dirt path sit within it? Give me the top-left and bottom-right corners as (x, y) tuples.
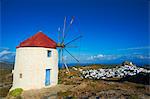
(21, 84), (75, 99)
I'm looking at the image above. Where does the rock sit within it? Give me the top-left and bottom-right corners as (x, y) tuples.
(72, 67), (78, 71)
(79, 68), (83, 72)
(101, 77), (106, 79)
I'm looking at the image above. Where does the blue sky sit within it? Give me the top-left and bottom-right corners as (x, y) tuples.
(0, 0), (149, 65)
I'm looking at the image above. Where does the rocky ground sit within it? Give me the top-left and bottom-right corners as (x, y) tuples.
(17, 80), (150, 99)
(0, 69), (12, 98)
(1, 64), (150, 99)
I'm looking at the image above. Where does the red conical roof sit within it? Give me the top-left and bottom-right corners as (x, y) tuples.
(17, 32), (57, 49)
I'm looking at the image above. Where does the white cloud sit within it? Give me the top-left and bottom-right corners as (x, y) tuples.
(0, 50), (12, 57)
(87, 53), (150, 61)
(87, 54), (120, 61)
(117, 46), (150, 51)
(0, 48), (15, 62)
(1, 55), (9, 60)
(97, 54), (104, 58)
(0, 47), (10, 50)
(134, 55), (150, 60)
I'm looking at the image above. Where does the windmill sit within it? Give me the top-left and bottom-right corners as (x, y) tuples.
(57, 16), (82, 73)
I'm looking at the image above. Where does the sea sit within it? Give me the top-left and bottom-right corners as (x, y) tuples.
(0, 62), (149, 70)
(58, 63), (150, 69)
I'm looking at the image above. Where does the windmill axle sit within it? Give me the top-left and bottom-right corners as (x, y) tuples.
(57, 43), (65, 48)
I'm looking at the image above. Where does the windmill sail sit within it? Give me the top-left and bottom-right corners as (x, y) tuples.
(57, 16), (82, 73)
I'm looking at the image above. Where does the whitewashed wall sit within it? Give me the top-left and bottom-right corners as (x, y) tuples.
(11, 47), (58, 90)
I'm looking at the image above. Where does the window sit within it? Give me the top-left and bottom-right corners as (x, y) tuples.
(19, 73), (22, 78)
(47, 50), (51, 57)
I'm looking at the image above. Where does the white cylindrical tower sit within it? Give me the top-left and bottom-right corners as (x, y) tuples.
(11, 32), (58, 90)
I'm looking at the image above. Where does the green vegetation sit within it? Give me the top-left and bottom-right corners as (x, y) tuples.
(58, 91), (76, 99)
(9, 88), (23, 97)
(129, 94), (139, 99)
(58, 78), (62, 84)
(58, 91), (72, 97)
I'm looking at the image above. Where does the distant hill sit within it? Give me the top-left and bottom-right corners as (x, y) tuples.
(0, 62), (14, 69)
(142, 64), (150, 70)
